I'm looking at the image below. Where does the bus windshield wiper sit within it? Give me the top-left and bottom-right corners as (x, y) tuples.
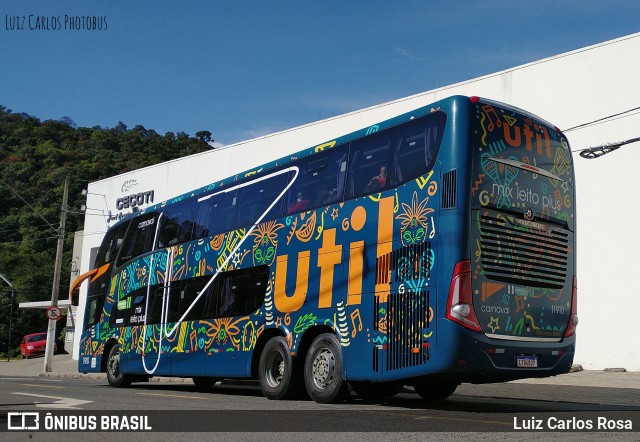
(487, 157), (564, 182)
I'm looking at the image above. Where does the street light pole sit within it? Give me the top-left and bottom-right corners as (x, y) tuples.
(0, 273), (15, 362)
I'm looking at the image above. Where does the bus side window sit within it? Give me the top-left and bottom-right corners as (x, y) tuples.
(116, 213), (159, 267)
(165, 266), (269, 321)
(285, 145), (348, 213)
(347, 133), (391, 199)
(158, 199), (195, 248)
(392, 112), (447, 185)
(193, 190), (238, 239)
(146, 286), (163, 324)
(236, 171), (288, 228)
(179, 280), (206, 321)
(84, 296), (104, 330)
(214, 266), (269, 318)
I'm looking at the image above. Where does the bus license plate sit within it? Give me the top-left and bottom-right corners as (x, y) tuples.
(516, 355), (538, 368)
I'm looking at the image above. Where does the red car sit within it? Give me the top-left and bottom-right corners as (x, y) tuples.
(19, 332), (57, 359)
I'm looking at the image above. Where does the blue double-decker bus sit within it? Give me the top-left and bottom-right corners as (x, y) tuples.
(72, 95), (577, 403)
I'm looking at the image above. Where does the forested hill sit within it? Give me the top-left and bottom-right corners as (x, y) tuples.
(0, 105), (212, 355)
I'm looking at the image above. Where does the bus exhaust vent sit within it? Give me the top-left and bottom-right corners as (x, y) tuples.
(442, 169), (457, 209)
(375, 242), (433, 285)
(385, 290), (430, 371)
(372, 346), (379, 373)
(479, 212), (569, 289)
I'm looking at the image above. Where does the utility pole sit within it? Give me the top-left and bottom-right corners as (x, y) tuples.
(44, 176), (69, 373)
(0, 273), (14, 362)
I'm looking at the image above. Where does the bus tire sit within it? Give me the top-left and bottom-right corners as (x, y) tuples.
(258, 336), (294, 400)
(413, 382), (458, 401)
(304, 333), (349, 404)
(192, 377), (217, 389)
(351, 381), (404, 400)
(106, 344), (132, 388)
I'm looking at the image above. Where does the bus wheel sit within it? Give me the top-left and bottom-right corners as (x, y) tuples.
(106, 344), (132, 388)
(258, 336), (294, 400)
(192, 377), (217, 389)
(351, 381), (404, 400)
(304, 333), (349, 404)
(413, 382), (458, 401)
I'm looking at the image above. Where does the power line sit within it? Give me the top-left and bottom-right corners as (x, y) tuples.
(0, 222), (60, 236)
(564, 106), (640, 132)
(0, 178), (60, 234)
(0, 236), (60, 246)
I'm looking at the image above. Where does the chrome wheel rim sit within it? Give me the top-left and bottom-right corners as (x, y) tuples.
(108, 349), (120, 377)
(311, 348), (335, 389)
(265, 351), (284, 387)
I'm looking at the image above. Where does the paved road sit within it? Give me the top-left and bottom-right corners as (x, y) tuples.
(1, 355), (639, 440)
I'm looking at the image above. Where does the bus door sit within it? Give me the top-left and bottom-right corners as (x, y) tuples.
(112, 212), (173, 376)
(139, 247), (175, 376)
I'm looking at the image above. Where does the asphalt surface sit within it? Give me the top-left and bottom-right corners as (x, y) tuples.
(1, 353), (638, 390)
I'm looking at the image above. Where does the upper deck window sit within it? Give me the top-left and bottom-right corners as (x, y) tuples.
(285, 145), (348, 214)
(347, 133), (391, 199)
(391, 112), (446, 185)
(158, 198), (195, 248)
(236, 170), (290, 227)
(116, 212), (159, 267)
(193, 190), (238, 239)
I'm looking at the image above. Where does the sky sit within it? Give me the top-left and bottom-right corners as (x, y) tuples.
(1, 1), (639, 146)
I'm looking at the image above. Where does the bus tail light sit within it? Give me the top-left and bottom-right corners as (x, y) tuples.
(564, 276), (578, 337)
(446, 260), (481, 332)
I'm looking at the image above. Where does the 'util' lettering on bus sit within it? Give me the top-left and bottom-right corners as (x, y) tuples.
(481, 104), (553, 159)
(273, 196), (395, 312)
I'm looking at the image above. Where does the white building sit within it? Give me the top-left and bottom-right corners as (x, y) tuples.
(75, 33), (640, 371)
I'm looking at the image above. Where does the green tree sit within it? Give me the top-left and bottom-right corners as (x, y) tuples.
(0, 105), (213, 354)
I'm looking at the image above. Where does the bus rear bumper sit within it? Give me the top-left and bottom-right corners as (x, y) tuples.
(438, 324), (576, 383)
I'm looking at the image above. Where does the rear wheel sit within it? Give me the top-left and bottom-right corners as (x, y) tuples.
(351, 381), (404, 400)
(304, 333), (349, 404)
(413, 382), (458, 401)
(106, 344), (132, 388)
(258, 336), (295, 400)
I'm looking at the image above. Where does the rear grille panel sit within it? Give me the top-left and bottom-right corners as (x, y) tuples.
(373, 290), (432, 372)
(374, 244), (433, 371)
(385, 290), (430, 371)
(479, 212), (569, 289)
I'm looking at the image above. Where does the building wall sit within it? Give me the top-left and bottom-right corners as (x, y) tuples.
(65, 230), (83, 350)
(75, 33), (640, 370)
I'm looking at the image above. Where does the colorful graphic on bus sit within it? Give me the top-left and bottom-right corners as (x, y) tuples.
(72, 96), (576, 403)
